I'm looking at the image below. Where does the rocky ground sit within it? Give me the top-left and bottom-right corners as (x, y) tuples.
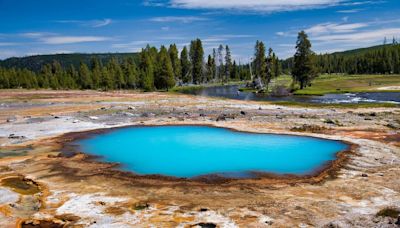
(0, 90), (399, 228)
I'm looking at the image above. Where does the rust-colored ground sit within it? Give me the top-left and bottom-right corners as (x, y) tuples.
(0, 90), (399, 227)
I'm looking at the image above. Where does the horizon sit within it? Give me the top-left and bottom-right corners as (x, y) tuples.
(1, 0), (400, 61)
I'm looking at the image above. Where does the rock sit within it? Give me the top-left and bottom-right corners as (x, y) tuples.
(72, 120), (79, 123)
(324, 119), (341, 125)
(127, 106), (135, 110)
(291, 124), (328, 133)
(54, 213), (81, 222)
(88, 116), (99, 120)
(199, 113), (206, 117)
(199, 208), (208, 212)
(8, 134), (26, 139)
(258, 107), (262, 110)
(100, 107), (107, 110)
(216, 115), (226, 121)
(386, 123), (399, 129)
(322, 222), (341, 228)
(142, 113), (155, 118)
(193, 223), (216, 228)
(240, 111), (246, 115)
(395, 216), (400, 225)
(122, 112), (139, 117)
(216, 114), (235, 121)
(6, 116), (17, 123)
(361, 173), (368, 177)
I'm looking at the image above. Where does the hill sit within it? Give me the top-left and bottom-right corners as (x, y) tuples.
(0, 53), (139, 72)
(329, 44), (389, 56)
(281, 43), (400, 74)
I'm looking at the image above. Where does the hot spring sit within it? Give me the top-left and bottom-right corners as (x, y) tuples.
(75, 125), (348, 178)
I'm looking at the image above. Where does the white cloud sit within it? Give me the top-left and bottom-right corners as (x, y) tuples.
(0, 42), (18, 46)
(169, 0), (349, 12)
(305, 22), (368, 35)
(337, 8), (362, 13)
(112, 40), (157, 49)
(26, 50), (74, 56)
(276, 31), (293, 37)
(149, 16), (208, 23)
(202, 38), (227, 43)
(92, 19), (112, 28)
(211, 34), (255, 39)
(143, 0), (166, 7)
(20, 32), (50, 38)
(41, 36), (110, 44)
(55, 19), (113, 28)
(0, 50), (19, 59)
(313, 28), (400, 43)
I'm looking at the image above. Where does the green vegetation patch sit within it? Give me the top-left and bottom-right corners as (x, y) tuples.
(294, 74), (400, 95)
(271, 100), (399, 108)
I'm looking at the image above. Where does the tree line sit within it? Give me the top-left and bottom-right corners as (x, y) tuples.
(0, 39), (251, 90)
(282, 38), (400, 75)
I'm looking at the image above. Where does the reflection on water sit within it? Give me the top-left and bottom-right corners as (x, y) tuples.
(181, 85), (400, 104)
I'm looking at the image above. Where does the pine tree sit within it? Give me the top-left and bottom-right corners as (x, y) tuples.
(225, 45), (232, 82)
(212, 48), (218, 81)
(273, 54), (281, 78)
(155, 46), (175, 90)
(189, 39), (204, 84)
(217, 45), (224, 82)
(139, 50), (155, 91)
(66, 65), (78, 89)
(265, 48), (276, 91)
(0, 68), (10, 88)
(206, 55), (215, 83)
(107, 57), (125, 89)
(180, 46), (191, 84)
(231, 61), (238, 80)
(50, 61), (61, 89)
(122, 57), (138, 89)
(292, 31), (317, 89)
(39, 65), (51, 88)
(90, 57), (102, 88)
(79, 62), (93, 89)
(168, 44), (182, 82)
(254, 40), (266, 86)
(100, 66), (113, 90)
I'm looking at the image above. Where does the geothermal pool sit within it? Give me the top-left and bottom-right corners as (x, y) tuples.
(76, 126), (348, 178)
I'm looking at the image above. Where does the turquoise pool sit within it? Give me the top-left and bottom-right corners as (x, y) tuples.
(77, 125), (348, 178)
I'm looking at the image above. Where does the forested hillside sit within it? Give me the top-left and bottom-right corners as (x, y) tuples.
(282, 42), (400, 75)
(0, 53), (139, 72)
(0, 40), (251, 91)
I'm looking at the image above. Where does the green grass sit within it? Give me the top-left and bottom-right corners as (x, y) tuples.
(294, 74), (400, 95)
(170, 80), (245, 93)
(269, 100), (399, 108)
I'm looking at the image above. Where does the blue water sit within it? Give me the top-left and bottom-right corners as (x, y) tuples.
(77, 126), (348, 178)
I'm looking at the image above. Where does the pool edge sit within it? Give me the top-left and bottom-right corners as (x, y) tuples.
(52, 123), (357, 185)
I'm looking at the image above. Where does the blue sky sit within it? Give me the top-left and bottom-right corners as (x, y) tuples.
(0, 0), (400, 61)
